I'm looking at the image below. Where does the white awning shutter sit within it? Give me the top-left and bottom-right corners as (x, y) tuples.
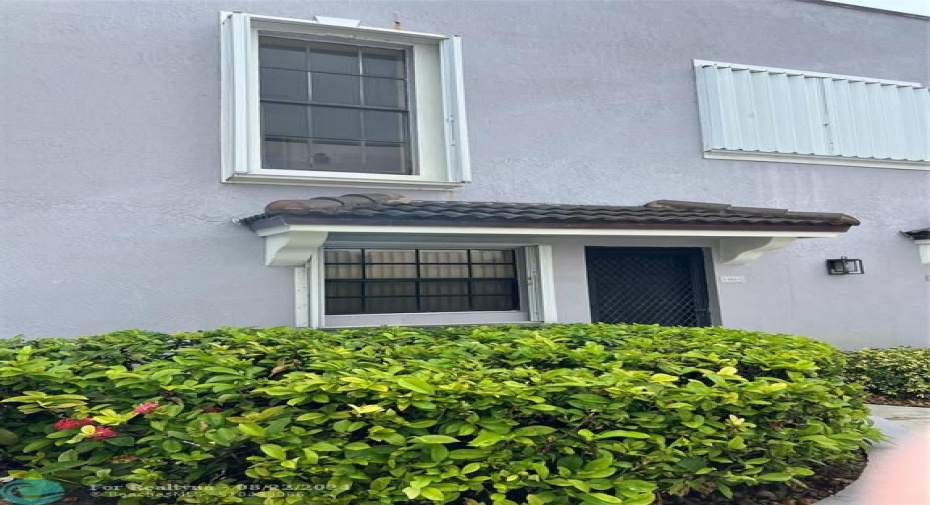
(695, 61), (930, 166)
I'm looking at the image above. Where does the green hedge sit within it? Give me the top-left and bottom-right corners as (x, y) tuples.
(845, 346), (930, 399)
(0, 325), (879, 505)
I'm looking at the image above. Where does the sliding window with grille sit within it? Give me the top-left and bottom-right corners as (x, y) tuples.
(324, 249), (521, 315)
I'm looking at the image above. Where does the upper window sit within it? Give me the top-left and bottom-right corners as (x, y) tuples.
(260, 38), (412, 174)
(221, 13), (470, 188)
(694, 60), (930, 170)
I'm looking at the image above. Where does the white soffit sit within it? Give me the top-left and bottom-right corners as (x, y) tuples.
(254, 224), (841, 266)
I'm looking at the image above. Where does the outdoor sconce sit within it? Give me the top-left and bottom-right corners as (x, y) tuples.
(826, 257), (864, 275)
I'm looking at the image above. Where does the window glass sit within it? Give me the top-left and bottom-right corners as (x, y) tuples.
(259, 39), (307, 70)
(311, 73), (360, 105)
(260, 68), (308, 101)
(306, 42), (359, 74)
(262, 103), (309, 137)
(259, 37), (411, 174)
(310, 107), (361, 140)
(362, 48), (405, 78)
(325, 249), (520, 315)
(363, 77), (406, 108)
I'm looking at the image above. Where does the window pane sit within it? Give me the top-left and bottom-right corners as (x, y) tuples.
(472, 250), (515, 263)
(363, 77), (405, 108)
(366, 250), (416, 263)
(311, 73), (360, 105)
(366, 297), (418, 314)
(421, 296), (470, 312)
(472, 264), (516, 278)
(327, 297), (364, 315)
(472, 280), (514, 295)
(306, 42), (359, 74)
(325, 265), (363, 279)
(364, 110), (405, 142)
(325, 281), (363, 297)
(472, 295), (517, 311)
(261, 68), (308, 101)
(364, 143), (407, 174)
(362, 48), (405, 78)
(366, 264), (417, 278)
(421, 265), (469, 278)
(419, 250), (469, 263)
(420, 282), (469, 296)
(263, 103), (309, 137)
(310, 107), (361, 140)
(366, 282), (416, 297)
(260, 39), (306, 70)
(263, 137), (311, 170)
(326, 249), (363, 264)
(306, 139), (363, 172)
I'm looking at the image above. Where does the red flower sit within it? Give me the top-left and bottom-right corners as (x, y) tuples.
(53, 418), (96, 430)
(88, 427), (117, 440)
(53, 419), (82, 430)
(133, 402), (159, 415)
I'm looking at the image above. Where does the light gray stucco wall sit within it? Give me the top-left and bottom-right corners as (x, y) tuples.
(1, 0), (928, 347)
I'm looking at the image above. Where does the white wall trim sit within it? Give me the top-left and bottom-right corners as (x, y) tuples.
(294, 265), (310, 327)
(307, 248), (326, 328)
(913, 239), (930, 264)
(525, 244), (558, 322)
(222, 172), (465, 189)
(717, 237), (797, 264)
(536, 245), (558, 322)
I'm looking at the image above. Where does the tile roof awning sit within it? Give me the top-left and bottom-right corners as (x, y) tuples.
(237, 194), (860, 266)
(903, 227), (930, 264)
(240, 193), (859, 231)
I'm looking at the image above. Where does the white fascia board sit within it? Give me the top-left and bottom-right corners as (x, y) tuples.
(692, 59), (924, 87)
(241, 12), (447, 42)
(279, 224), (842, 239)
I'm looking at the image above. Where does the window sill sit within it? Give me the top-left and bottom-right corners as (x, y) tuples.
(324, 310), (531, 328)
(223, 172), (468, 190)
(704, 150), (930, 171)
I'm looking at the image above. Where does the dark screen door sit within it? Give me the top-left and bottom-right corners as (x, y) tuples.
(585, 247), (711, 326)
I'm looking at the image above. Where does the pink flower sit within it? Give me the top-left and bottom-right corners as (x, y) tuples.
(133, 402), (159, 415)
(53, 418), (96, 430)
(88, 427), (117, 440)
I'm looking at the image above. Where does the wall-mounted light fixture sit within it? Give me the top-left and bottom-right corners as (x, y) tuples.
(826, 257), (864, 275)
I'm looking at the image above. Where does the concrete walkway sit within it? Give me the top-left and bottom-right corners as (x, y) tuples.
(814, 404), (930, 504)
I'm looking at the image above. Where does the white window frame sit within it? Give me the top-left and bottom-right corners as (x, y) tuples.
(293, 243), (557, 328)
(220, 12), (470, 189)
(694, 60), (930, 171)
